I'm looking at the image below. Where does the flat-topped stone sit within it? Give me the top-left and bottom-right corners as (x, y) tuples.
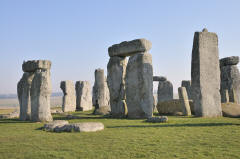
(108, 38), (152, 57)
(220, 56), (239, 67)
(22, 60), (51, 72)
(153, 76), (167, 81)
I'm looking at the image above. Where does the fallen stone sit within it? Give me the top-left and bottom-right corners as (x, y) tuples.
(54, 122), (104, 132)
(222, 103), (240, 118)
(157, 99), (194, 115)
(220, 56), (239, 67)
(146, 116), (168, 123)
(0, 110), (19, 119)
(153, 76), (167, 81)
(191, 28), (222, 117)
(43, 120), (69, 131)
(108, 38), (152, 57)
(22, 60), (51, 72)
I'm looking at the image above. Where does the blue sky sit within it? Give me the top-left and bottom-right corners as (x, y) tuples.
(0, 0), (239, 94)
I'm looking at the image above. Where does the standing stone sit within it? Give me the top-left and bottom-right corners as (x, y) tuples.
(191, 28), (222, 117)
(107, 56), (127, 117)
(157, 80), (173, 102)
(126, 52), (153, 118)
(75, 81), (93, 111)
(178, 87), (191, 116)
(60, 81), (76, 112)
(17, 72), (34, 120)
(181, 80), (192, 100)
(220, 56), (240, 104)
(30, 63), (52, 122)
(92, 69), (110, 112)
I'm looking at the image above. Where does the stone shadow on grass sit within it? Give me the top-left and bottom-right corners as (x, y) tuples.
(107, 122), (240, 128)
(0, 118), (33, 124)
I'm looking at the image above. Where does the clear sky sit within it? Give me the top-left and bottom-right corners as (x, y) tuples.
(0, 0), (240, 94)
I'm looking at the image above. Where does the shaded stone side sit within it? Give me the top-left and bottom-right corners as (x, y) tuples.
(30, 69), (52, 122)
(75, 81), (93, 111)
(107, 56), (127, 117)
(220, 64), (240, 104)
(178, 87), (191, 116)
(157, 80), (173, 102)
(126, 53), (153, 118)
(191, 28), (222, 117)
(60, 80), (76, 112)
(17, 72), (34, 120)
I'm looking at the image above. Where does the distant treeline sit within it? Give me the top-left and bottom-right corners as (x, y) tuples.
(0, 92), (63, 99)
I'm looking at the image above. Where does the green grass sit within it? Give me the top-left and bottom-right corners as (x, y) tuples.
(0, 110), (240, 159)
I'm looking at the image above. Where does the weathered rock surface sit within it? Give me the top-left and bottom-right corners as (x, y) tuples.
(221, 103), (240, 118)
(22, 60), (51, 72)
(220, 56), (239, 67)
(126, 53), (153, 118)
(108, 38), (152, 57)
(157, 99), (194, 115)
(92, 69), (110, 111)
(191, 28), (222, 117)
(146, 116), (168, 123)
(60, 81), (76, 112)
(54, 122), (104, 133)
(153, 76), (167, 82)
(157, 80), (173, 102)
(93, 106), (111, 115)
(178, 87), (191, 116)
(75, 81), (92, 111)
(181, 80), (192, 100)
(30, 68), (53, 122)
(43, 120), (69, 131)
(220, 58), (240, 104)
(17, 72), (34, 120)
(107, 56), (127, 117)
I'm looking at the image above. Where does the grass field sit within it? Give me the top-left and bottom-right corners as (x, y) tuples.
(0, 110), (240, 159)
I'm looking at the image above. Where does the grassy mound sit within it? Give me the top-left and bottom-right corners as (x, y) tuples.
(0, 110), (240, 159)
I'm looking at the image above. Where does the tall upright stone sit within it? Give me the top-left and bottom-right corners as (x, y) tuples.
(107, 56), (127, 117)
(220, 56), (240, 104)
(181, 80), (192, 100)
(75, 81), (93, 111)
(17, 72), (34, 120)
(30, 60), (52, 122)
(92, 69), (110, 112)
(126, 52), (153, 118)
(157, 80), (173, 102)
(60, 81), (76, 112)
(191, 28), (222, 117)
(178, 87), (191, 116)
